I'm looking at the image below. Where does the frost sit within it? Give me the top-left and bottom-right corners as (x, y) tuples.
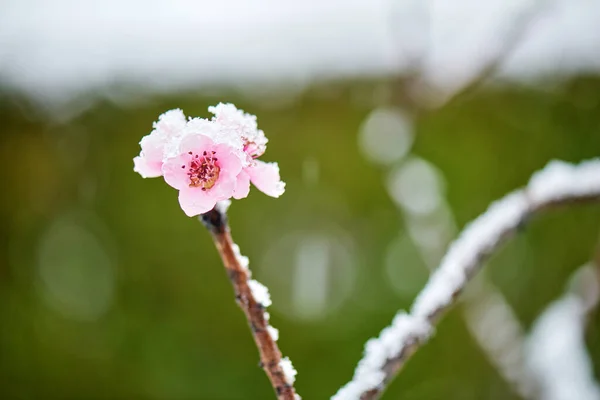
(412, 191), (528, 318)
(231, 242), (250, 271)
(215, 200), (231, 214)
(248, 279), (272, 307)
(267, 325), (279, 341)
(279, 357), (298, 384)
(528, 159), (600, 205)
(332, 313), (431, 400)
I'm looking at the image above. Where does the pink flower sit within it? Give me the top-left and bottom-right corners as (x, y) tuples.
(162, 133), (245, 216)
(134, 103), (286, 217)
(133, 109), (186, 178)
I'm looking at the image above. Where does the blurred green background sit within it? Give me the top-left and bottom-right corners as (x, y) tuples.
(1, 75), (599, 400)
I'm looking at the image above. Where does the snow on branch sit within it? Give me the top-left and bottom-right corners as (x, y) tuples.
(201, 204), (300, 400)
(332, 158), (600, 400)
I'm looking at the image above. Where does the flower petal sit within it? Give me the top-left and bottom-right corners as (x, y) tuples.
(207, 172), (236, 200)
(233, 171), (251, 199)
(133, 156), (162, 178)
(162, 155), (191, 190)
(214, 143), (245, 175)
(178, 133), (214, 155)
(246, 160), (286, 198)
(178, 187), (216, 217)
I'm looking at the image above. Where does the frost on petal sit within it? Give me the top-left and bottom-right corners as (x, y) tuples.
(233, 171), (251, 200)
(135, 104), (286, 214)
(246, 160), (286, 198)
(279, 357), (298, 384)
(178, 187), (217, 217)
(208, 102), (267, 157)
(248, 279), (272, 307)
(154, 108), (186, 135)
(133, 109), (187, 178)
(133, 155), (162, 178)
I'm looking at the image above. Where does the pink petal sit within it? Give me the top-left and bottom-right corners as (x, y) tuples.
(246, 160), (286, 198)
(179, 133), (214, 154)
(139, 133), (166, 162)
(162, 155), (191, 190)
(213, 143), (244, 176)
(133, 156), (162, 178)
(233, 171), (251, 200)
(178, 187), (216, 217)
(207, 174), (237, 200)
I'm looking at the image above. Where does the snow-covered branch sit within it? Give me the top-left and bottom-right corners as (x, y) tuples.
(201, 202), (299, 400)
(332, 158), (600, 400)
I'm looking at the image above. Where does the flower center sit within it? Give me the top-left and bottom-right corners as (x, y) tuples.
(185, 151), (220, 190)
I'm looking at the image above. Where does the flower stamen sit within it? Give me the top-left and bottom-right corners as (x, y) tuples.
(187, 152), (220, 190)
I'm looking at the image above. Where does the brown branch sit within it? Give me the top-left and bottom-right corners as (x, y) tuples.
(201, 208), (298, 400)
(333, 159), (600, 400)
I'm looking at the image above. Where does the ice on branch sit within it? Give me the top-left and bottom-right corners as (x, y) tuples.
(279, 357), (298, 384)
(528, 159), (600, 205)
(248, 279), (272, 308)
(411, 191), (529, 318)
(267, 325), (280, 341)
(133, 103), (285, 216)
(333, 158), (600, 400)
(231, 242), (250, 272)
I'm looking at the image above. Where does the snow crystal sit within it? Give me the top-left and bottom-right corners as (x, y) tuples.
(279, 357), (298, 384)
(528, 159), (600, 206)
(248, 279), (272, 307)
(412, 191), (529, 318)
(231, 243), (250, 271)
(267, 325), (279, 341)
(215, 200), (231, 214)
(332, 313), (431, 400)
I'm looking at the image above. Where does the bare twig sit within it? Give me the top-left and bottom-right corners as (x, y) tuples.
(201, 206), (299, 400)
(332, 159), (600, 400)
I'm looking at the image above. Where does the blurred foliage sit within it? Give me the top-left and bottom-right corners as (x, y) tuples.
(1, 75), (600, 400)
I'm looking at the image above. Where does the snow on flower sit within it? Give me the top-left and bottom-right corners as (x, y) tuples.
(208, 102), (268, 158)
(133, 109), (187, 178)
(133, 103), (286, 216)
